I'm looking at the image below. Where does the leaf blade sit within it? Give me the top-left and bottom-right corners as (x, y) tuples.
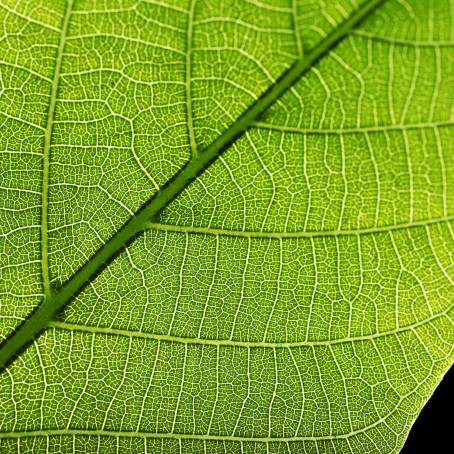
(0, 1), (453, 453)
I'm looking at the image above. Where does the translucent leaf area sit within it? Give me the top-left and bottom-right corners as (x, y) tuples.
(0, 1), (453, 453)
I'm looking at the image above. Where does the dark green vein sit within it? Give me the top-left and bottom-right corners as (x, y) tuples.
(0, 0), (386, 371)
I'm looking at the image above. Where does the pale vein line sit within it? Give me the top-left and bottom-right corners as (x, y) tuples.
(145, 216), (454, 240)
(402, 130), (414, 223)
(48, 307), (451, 349)
(352, 30), (454, 47)
(185, 0), (198, 156)
(41, 0), (73, 299)
(290, 0), (303, 57)
(252, 119), (454, 135)
(434, 122), (448, 217)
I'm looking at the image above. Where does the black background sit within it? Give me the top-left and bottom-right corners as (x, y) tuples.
(401, 364), (453, 452)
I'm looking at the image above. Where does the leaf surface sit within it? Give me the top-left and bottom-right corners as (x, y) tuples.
(0, 1), (453, 453)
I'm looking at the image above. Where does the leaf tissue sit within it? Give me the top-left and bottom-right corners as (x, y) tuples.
(0, 0), (453, 453)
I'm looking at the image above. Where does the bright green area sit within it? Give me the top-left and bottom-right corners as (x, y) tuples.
(0, 0), (453, 453)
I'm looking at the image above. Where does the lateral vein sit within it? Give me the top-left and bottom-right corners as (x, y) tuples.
(41, 0), (74, 299)
(145, 216), (454, 239)
(185, 0), (198, 156)
(253, 119), (454, 135)
(48, 308), (451, 348)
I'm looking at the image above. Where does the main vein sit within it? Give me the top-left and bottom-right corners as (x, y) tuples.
(0, 0), (386, 371)
(41, 0), (73, 299)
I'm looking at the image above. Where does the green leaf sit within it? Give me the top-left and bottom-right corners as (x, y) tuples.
(0, 0), (453, 453)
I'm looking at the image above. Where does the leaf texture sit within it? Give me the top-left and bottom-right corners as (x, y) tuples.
(0, 0), (453, 453)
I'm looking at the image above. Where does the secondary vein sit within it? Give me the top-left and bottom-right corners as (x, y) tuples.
(0, 0), (386, 371)
(41, 0), (74, 299)
(185, 0), (198, 156)
(146, 216), (454, 240)
(48, 308), (451, 349)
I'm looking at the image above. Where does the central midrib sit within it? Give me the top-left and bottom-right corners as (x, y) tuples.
(0, 0), (386, 371)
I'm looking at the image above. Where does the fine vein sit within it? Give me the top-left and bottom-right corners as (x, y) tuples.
(0, 0), (386, 371)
